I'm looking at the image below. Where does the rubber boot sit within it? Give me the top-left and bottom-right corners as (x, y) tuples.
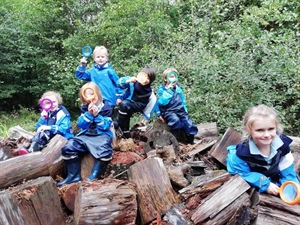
(123, 131), (131, 139)
(57, 160), (81, 187)
(186, 134), (195, 144)
(28, 141), (40, 153)
(85, 160), (108, 181)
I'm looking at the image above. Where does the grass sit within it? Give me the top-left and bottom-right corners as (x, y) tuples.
(0, 107), (39, 137)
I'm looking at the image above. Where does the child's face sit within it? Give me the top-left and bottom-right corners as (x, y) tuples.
(93, 50), (108, 66)
(43, 95), (59, 111)
(83, 88), (99, 105)
(249, 116), (276, 149)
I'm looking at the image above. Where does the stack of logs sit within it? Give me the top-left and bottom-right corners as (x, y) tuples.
(0, 123), (300, 225)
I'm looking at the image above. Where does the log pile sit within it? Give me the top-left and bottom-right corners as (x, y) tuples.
(1, 122), (300, 225)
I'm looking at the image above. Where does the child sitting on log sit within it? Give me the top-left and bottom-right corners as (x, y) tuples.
(155, 67), (198, 144)
(226, 104), (300, 195)
(57, 82), (114, 187)
(18, 91), (73, 155)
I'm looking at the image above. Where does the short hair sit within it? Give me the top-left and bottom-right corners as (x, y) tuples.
(141, 66), (156, 84)
(40, 91), (63, 104)
(93, 46), (108, 57)
(242, 104), (283, 140)
(79, 82), (103, 105)
(162, 67), (179, 84)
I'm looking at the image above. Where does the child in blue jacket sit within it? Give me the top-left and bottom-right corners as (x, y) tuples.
(75, 46), (122, 117)
(18, 91), (73, 155)
(57, 82), (113, 186)
(156, 67), (198, 144)
(226, 104), (300, 195)
(114, 66), (156, 139)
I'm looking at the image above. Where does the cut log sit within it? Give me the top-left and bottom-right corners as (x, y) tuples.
(0, 135), (67, 189)
(191, 174), (250, 225)
(210, 127), (242, 166)
(0, 176), (66, 225)
(74, 179), (137, 225)
(127, 157), (180, 225)
(195, 122), (219, 141)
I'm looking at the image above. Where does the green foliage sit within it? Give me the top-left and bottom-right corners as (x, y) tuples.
(1, 0), (300, 136)
(0, 107), (39, 137)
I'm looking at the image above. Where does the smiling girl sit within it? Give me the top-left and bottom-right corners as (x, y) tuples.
(226, 104), (300, 195)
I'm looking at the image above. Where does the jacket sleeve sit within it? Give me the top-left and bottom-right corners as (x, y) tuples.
(36, 117), (47, 130)
(226, 145), (271, 193)
(49, 115), (72, 136)
(117, 76), (131, 89)
(77, 111), (112, 132)
(279, 152), (300, 185)
(75, 65), (92, 81)
(157, 88), (174, 106)
(176, 86), (188, 112)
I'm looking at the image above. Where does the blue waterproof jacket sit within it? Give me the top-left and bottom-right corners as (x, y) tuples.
(226, 134), (299, 193)
(36, 106), (73, 140)
(76, 101), (113, 138)
(75, 62), (122, 107)
(156, 83), (187, 117)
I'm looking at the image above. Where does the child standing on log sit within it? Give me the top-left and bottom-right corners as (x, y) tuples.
(57, 82), (113, 187)
(113, 66), (157, 139)
(18, 91), (73, 155)
(75, 46), (122, 117)
(226, 104), (300, 195)
(155, 67), (198, 144)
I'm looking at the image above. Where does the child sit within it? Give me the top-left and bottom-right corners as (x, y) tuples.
(114, 66), (156, 139)
(18, 91), (73, 155)
(57, 82), (113, 186)
(75, 45), (122, 117)
(226, 104), (300, 195)
(156, 67), (198, 144)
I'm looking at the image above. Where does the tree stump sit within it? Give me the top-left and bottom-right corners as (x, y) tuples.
(127, 157), (180, 225)
(0, 176), (66, 225)
(74, 179), (137, 225)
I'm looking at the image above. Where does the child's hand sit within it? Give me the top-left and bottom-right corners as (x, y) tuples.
(166, 82), (176, 89)
(80, 57), (88, 66)
(159, 116), (165, 123)
(126, 77), (137, 83)
(41, 110), (48, 119)
(88, 103), (99, 116)
(37, 125), (50, 133)
(116, 99), (122, 106)
(267, 182), (279, 196)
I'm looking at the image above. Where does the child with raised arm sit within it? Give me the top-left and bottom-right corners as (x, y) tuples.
(226, 104), (300, 195)
(75, 45), (122, 117)
(156, 67), (198, 144)
(114, 66), (156, 139)
(57, 82), (113, 186)
(18, 91), (73, 155)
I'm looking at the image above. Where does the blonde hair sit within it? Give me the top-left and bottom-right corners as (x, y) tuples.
(93, 46), (108, 57)
(162, 67), (179, 84)
(242, 104), (283, 140)
(39, 91), (62, 104)
(79, 82), (103, 105)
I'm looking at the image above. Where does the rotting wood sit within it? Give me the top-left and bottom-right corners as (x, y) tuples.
(74, 179), (137, 225)
(210, 127), (242, 166)
(191, 174), (250, 225)
(128, 157), (180, 225)
(0, 176), (66, 225)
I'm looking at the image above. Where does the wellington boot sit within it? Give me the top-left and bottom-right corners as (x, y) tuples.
(57, 160), (81, 187)
(85, 160), (108, 181)
(28, 141), (40, 153)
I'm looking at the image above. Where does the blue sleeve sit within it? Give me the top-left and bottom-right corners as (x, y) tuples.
(157, 89), (174, 106)
(75, 65), (92, 81)
(49, 116), (72, 136)
(77, 112), (112, 132)
(176, 86), (188, 112)
(117, 76), (131, 89)
(226, 145), (271, 193)
(36, 117), (47, 130)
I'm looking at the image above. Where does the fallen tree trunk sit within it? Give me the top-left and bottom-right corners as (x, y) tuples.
(0, 135), (67, 189)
